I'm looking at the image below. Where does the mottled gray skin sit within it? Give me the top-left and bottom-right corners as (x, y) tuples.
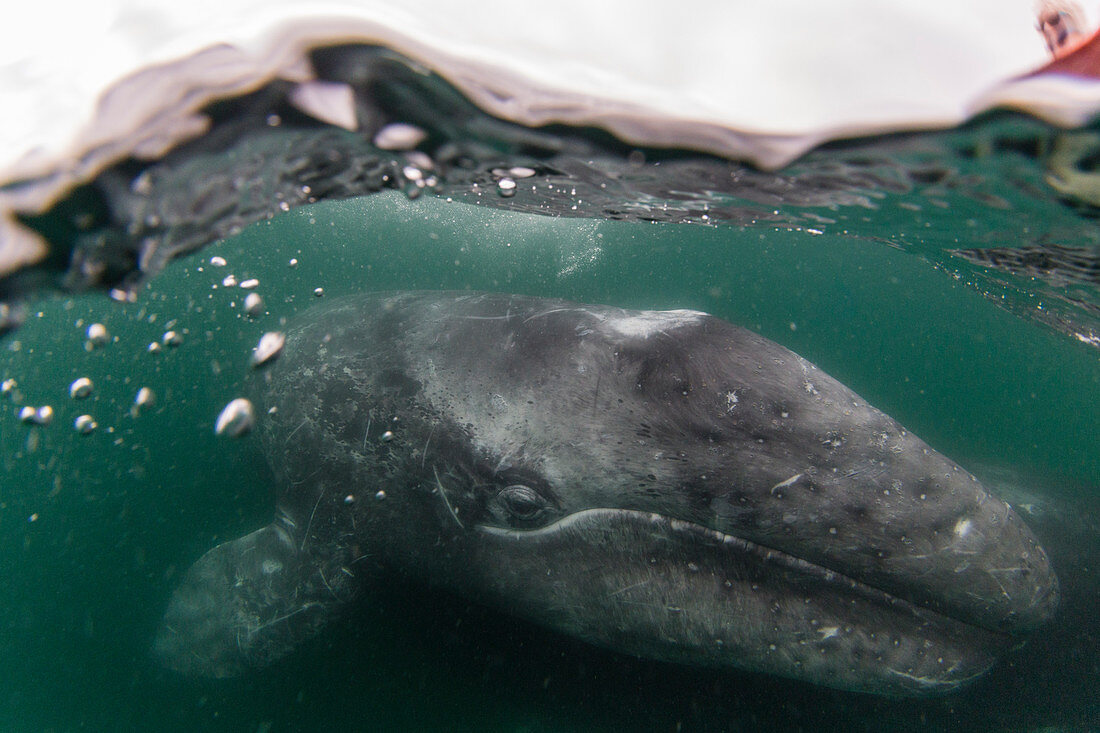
(155, 292), (1058, 696)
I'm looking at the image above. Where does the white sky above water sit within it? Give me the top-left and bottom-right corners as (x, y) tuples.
(0, 0), (1093, 174)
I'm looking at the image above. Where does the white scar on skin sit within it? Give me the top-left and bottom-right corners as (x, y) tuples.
(770, 473), (803, 494)
(604, 309), (706, 339)
(953, 518), (973, 538)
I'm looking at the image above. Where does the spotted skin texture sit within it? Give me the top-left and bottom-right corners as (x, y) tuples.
(155, 292), (1058, 696)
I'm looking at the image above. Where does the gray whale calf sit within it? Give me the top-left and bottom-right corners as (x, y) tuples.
(155, 291), (1058, 696)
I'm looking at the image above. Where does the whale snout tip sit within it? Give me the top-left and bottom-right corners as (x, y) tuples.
(967, 501), (1060, 636)
(998, 528), (1061, 634)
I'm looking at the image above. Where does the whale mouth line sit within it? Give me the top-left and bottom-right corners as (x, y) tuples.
(477, 507), (1009, 640)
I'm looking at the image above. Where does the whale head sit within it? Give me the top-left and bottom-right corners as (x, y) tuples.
(155, 291), (1058, 696)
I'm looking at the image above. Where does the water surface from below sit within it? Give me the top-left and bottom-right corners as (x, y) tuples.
(0, 188), (1096, 729)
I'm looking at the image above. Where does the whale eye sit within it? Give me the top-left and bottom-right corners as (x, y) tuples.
(499, 485), (547, 520)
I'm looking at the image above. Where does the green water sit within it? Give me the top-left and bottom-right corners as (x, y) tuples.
(0, 191), (1097, 730)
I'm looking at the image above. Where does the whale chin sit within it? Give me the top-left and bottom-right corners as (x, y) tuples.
(471, 508), (1011, 696)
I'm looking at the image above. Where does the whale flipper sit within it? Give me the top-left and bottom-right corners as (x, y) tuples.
(154, 522), (356, 677)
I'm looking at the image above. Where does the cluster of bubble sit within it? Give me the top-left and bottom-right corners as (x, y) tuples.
(4, 323), (119, 435)
(211, 326), (286, 437)
(490, 166), (536, 199)
(203, 254), (290, 437)
(6, 249), (293, 442)
(208, 256), (266, 318)
(372, 121), (539, 204)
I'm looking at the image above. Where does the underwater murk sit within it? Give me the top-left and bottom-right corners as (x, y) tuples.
(0, 24), (1098, 733)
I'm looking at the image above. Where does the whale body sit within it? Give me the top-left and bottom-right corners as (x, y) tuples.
(155, 291), (1058, 696)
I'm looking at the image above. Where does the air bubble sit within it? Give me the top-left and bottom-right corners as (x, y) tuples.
(250, 332), (286, 367)
(244, 292), (264, 317)
(69, 377), (93, 399)
(215, 398), (255, 437)
(132, 387), (155, 416)
(406, 151), (433, 171)
(86, 323), (109, 347)
(74, 415), (97, 435)
(373, 123), (427, 151)
(20, 405), (52, 425)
